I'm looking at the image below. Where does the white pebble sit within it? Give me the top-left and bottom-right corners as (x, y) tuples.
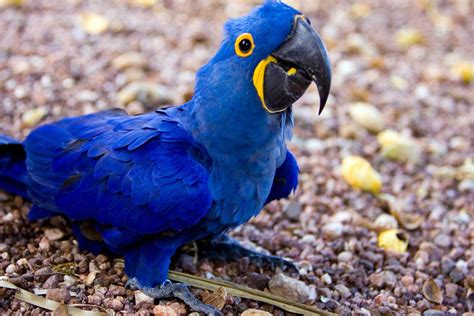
(5, 264), (16, 274)
(322, 222), (344, 238)
(322, 273), (332, 285)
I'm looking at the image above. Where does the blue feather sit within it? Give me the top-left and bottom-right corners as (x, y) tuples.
(0, 1), (308, 288)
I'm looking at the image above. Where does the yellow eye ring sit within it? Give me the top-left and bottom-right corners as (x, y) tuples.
(234, 33), (255, 57)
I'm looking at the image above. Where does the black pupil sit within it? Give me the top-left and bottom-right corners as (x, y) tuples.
(239, 39), (252, 53)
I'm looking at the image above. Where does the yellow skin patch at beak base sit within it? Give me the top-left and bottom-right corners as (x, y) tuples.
(253, 55), (285, 114)
(287, 67), (297, 76)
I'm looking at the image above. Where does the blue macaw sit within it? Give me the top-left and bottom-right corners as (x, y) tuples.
(0, 1), (330, 314)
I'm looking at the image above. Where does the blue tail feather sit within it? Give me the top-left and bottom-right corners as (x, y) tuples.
(0, 134), (28, 198)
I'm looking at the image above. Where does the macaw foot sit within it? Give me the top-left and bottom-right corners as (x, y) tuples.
(198, 234), (298, 273)
(126, 278), (222, 316)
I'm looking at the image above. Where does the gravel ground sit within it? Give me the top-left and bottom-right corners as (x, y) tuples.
(0, 0), (473, 315)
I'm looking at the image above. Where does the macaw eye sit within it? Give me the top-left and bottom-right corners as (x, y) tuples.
(235, 33), (255, 57)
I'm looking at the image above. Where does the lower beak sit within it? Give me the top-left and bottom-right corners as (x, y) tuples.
(254, 16), (332, 114)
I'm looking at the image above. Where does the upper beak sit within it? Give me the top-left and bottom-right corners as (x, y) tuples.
(272, 16), (332, 114)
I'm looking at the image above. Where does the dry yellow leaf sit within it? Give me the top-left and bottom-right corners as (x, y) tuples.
(348, 102), (385, 133)
(377, 129), (421, 164)
(201, 287), (227, 310)
(52, 304), (69, 316)
(341, 155), (382, 194)
(378, 229), (409, 253)
(0, 0), (24, 7)
(79, 12), (109, 35)
(379, 194), (424, 230)
(395, 28), (424, 49)
(423, 279), (444, 304)
(451, 61), (474, 84)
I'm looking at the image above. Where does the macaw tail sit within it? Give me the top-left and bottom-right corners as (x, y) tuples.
(0, 134), (28, 198)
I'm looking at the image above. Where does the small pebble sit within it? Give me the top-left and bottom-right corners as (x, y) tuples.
(44, 228), (65, 241)
(268, 273), (312, 303)
(134, 290), (154, 305)
(321, 273), (332, 285)
(153, 305), (178, 316)
(369, 271), (397, 288)
(444, 283), (458, 297)
(337, 251), (353, 263)
(422, 310), (445, 316)
(401, 275), (414, 287)
(108, 284), (126, 296)
(334, 284), (351, 299)
(283, 201), (301, 221)
(46, 288), (71, 303)
(5, 264), (16, 274)
(322, 222), (344, 239)
(43, 275), (61, 289)
(433, 233), (452, 248)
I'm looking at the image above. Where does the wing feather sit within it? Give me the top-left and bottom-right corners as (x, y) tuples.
(25, 110), (212, 240)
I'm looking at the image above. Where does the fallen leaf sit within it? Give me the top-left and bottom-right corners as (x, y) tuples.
(395, 27), (424, 49)
(379, 194), (424, 230)
(341, 156), (382, 194)
(423, 279), (443, 304)
(52, 263), (76, 276)
(451, 61), (474, 84)
(241, 309), (272, 316)
(201, 286), (227, 310)
(378, 229), (409, 253)
(0, 0), (24, 7)
(377, 129), (421, 164)
(351, 212), (380, 232)
(85, 271), (97, 286)
(168, 270), (328, 315)
(0, 280), (105, 315)
(467, 288), (474, 312)
(348, 102), (385, 133)
(52, 304), (69, 316)
(79, 12), (109, 35)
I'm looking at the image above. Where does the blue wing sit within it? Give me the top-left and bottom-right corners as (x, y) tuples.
(24, 109), (212, 245)
(266, 150), (299, 204)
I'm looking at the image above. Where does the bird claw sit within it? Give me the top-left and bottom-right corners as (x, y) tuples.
(128, 279), (223, 316)
(249, 253), (299, 273)
(125, 277), (140, 289)
(198, 234), (299, 273)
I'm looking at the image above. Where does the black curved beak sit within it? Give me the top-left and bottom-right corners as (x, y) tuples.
(271, 16), (332, 114)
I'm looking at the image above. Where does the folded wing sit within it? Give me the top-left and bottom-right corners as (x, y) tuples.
(24, 109), (212, 243)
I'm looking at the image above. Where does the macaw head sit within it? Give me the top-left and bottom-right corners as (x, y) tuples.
(191, 0), (331, 146)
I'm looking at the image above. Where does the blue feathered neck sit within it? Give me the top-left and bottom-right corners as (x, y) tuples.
(177, 0), (299, 162)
